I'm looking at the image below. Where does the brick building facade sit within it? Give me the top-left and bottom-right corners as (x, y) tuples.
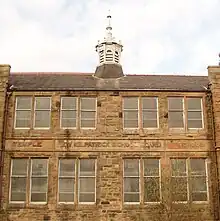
(0, 15), (220, 221)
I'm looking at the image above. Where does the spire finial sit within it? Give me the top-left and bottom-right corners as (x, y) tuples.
(106, 10), (112, 31)
(105, 10), (113, 41)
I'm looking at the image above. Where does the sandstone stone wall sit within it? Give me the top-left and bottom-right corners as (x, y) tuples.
(0, 65), (10, 150)
(208, 66), (220, 220)
(1, 89), (219, 221)
(0, 64), (10, 208)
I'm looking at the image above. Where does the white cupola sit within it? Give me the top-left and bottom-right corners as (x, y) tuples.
(95, 12), (123, 65)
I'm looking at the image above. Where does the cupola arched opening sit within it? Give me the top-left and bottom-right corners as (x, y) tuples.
(99, 50), (104, 63)
(114, 51), (119, 63)
(106, 50), (113, 62)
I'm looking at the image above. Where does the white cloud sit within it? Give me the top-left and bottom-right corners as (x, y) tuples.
(0, 0), (219, 75)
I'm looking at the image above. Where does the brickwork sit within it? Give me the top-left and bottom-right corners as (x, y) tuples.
(0, 88), (218, 221)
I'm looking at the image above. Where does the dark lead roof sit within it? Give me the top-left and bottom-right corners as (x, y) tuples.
(9, 72), (209, 92)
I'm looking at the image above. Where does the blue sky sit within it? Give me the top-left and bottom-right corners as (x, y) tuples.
(0, 0), (220, 75)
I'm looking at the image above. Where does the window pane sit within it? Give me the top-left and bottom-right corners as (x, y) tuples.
(80, 159), (95, 176)
(31, 177), (47, 192)
(32, 159), (48, 176)
(124, 111), (138, 120)
(190, 159), (206, 175)
(62, 110), (76, 119)
(12, 159), (28, 176)
(171, 159), (186, 176)
(143, 111), (157, 120)
(143, 111), (158, 128)
(17, 97), (32, 109)
(62, 97), (76, 109)
(31, 193), (47, 202)
(124, 193), (139, 203)
(16, 110), (31, 119)
(79, 193), (95, 203)
(81, 120), (95, 128)
(16, 119), (31, 128)
(11, 178), (26, 192)
(79, 178), (95, 192)
(124, 97), (138, 109)
(59, 159), (75, 177)
(192, 192), (207, 201)
(191, 177), (207, 192)
(188, 111), (202, 120)
(35, 97), (50, 109)
(124, 177), (139, 193)
(144, 159), (159, 176)
(144, 177), (160, 202)
(15, 111), (31, 128)
(59, 193), (74, 202)
(124, 120), (138, 128)
(124, 159), (139, 176)
(81, 98), (96, 110)
(143, 120), (157, 128)
(142, 97), (157, 109)
(35, 110), (50, 128)
(62, 119), (76, 128)
(188, 120), (203, 128)
(171, 177), (187, 201)
(168, 112), (184, 128)
(11, 177), (26, 201)
(168, 97), (183, 110)
(81, 111), (96, 119)
(187, 98), (201, 110)
(59, 178), (74, 192)
(11, 192), (26, 202)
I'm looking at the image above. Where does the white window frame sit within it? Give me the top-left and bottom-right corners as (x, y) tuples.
(80, 97), (97, 129)
(168, 97), (185, 129)
(142, 97), (159, 129)
(171, 158), (189, 203)
(60, 97), (77, 129)
(34, 97), (51, 129)
(123, 97), (139, 129)
(189, 158), (209, 203)
(123, 159), (140, 204)
(143, 158), (161, 203)
(9, 159), (28, 203)
(58, 159), (76, 204)
(171, 158), (209, 204)
(30, 158), (48, 204)
(78, 159), (96, 204)
(187, 97), (204, 129)
(14, 96), (32, 129)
